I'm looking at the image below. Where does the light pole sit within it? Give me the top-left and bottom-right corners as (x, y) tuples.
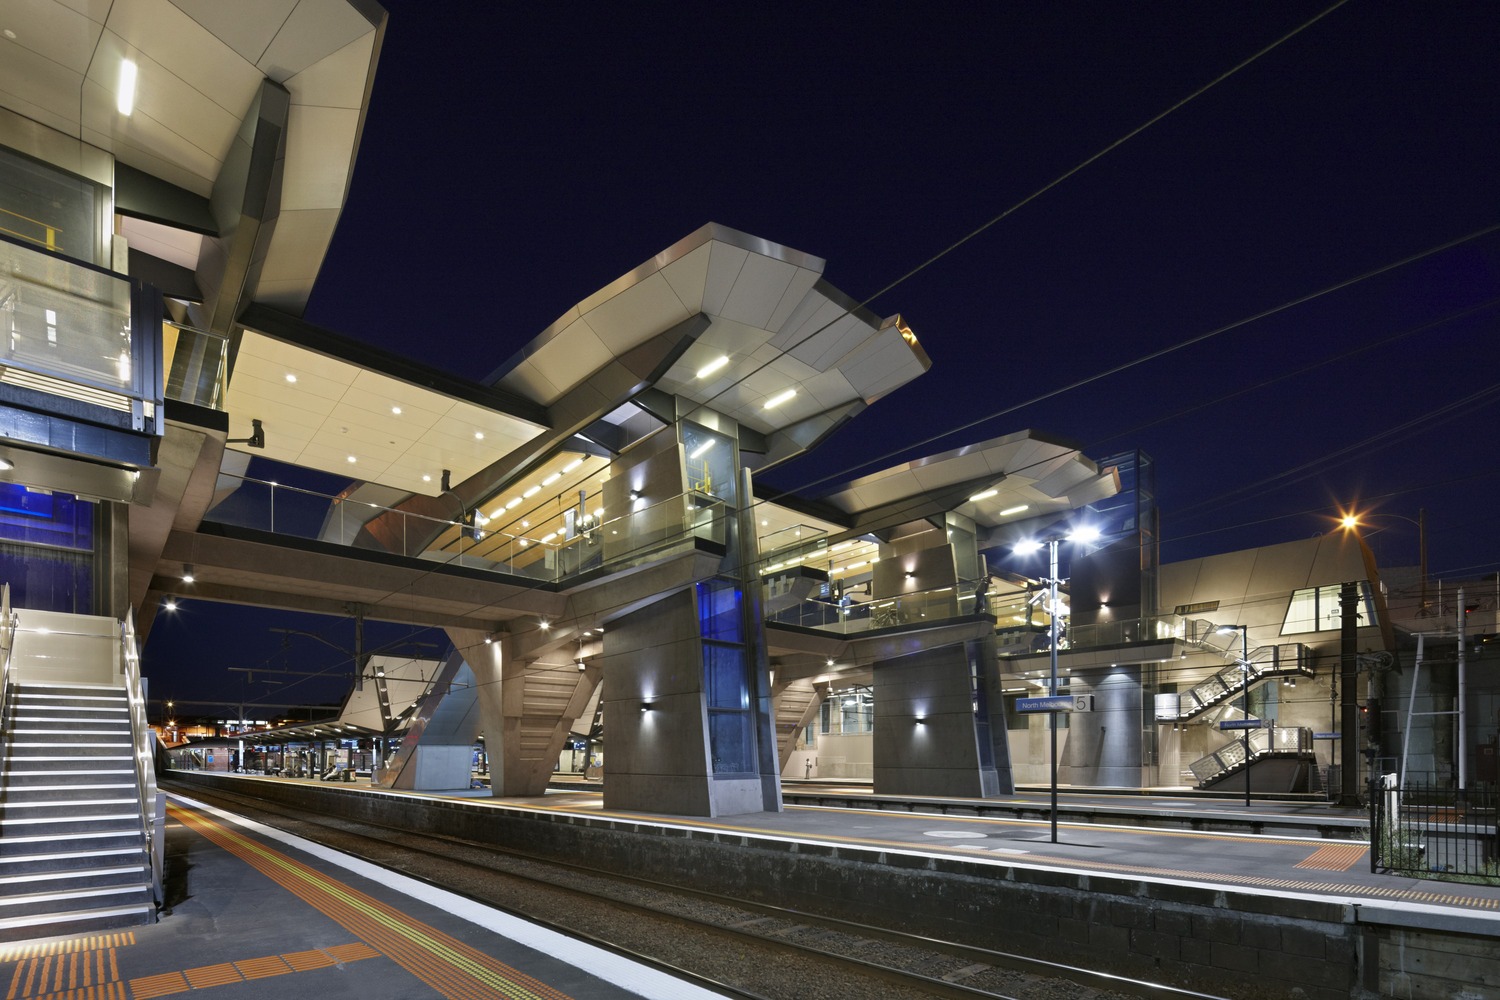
(1016, 525), (1100, 843)
(1340, 510), (1427, 613)
(1217, 623), (1252, 807)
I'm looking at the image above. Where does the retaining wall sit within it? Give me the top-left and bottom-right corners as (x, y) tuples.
(169, 772), (1500, 999)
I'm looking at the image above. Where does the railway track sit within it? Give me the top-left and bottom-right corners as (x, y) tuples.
(164, 780), (1226, 1000)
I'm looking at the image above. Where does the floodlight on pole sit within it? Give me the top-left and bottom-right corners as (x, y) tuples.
(1014, 523), (1099, 844)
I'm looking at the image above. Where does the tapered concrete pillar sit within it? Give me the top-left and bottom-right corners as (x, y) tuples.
(872, 635), (1013, 797)
(602, 584), (779, 817)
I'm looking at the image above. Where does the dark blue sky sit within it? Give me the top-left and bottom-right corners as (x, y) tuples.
(144, 2), (1499, 713)
(307, 1), (1497, 574)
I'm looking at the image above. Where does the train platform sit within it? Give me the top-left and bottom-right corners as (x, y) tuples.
(0, 793), (727, 1000)
(180, 770), (1500, 920)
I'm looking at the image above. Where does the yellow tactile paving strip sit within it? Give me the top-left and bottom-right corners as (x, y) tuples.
(3, 938), (376, 1000)
(169, 801), (575, 1000)
(1294, 842), (1368, 871)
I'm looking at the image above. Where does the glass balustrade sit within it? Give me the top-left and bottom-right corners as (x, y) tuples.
(0, 233), (160, 427)
(202, 473), (728, 585)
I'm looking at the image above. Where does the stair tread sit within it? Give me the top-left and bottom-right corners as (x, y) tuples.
(0, 848), (142, 866)
(0, 866), (146, 887)
(0, 883), (150, 908)
(0, 903), (154, 932)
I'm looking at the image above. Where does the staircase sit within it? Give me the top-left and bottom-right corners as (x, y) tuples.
(1188, 725), (1319, 792)
(0, 683), (156, 941)
(1174, 627), (1314, 722)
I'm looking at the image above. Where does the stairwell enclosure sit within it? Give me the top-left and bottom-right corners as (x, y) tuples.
(0, 591), (161, 941)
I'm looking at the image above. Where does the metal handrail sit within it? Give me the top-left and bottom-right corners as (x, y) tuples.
(204, 471), (730, 584)
(119, 610), (163, 904)
(0, 584), (13, 767)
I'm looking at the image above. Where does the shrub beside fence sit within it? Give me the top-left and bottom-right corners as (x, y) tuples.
(1370, 773), (1499, 883)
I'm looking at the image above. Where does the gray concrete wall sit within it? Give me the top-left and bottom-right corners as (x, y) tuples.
(169, 771), (1473, 1000)
(602, 588), (713, 815)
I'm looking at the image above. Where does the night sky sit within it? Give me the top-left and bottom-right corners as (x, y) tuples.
(142, 2), (1500, 714)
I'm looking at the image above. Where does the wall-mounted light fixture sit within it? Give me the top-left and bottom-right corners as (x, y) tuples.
(483, 633), (494, 645)
(182, 565), (195, 584)
(640, 701), (654, 712)
(914, 715), (927, 725)
(629, 489), (641, 502)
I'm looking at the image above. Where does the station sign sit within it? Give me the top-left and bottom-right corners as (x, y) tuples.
(1218, 719), (1263, 730)
(1312, 732), (1342, 740)
(1017, 695), (1076, 713)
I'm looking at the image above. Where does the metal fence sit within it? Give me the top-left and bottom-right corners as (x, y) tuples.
(1370, 773), (1499, 882)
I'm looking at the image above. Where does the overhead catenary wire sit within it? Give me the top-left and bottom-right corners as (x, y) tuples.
(182, 0), (1463, 697)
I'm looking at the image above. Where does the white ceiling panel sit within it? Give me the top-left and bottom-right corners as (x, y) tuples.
(1, 0), (101, 72)
(119, 216), (203, 269)
(658, 241), (711, 316)
(280, 105), (356, 209)
(108, 0), (261, 116)
(497, 360), (563, 407)
(167, 0), (301, 65)
(257, 0), (374, 83)
(258, 208), (339, 281)
(764, 267), (822, 334)
(282, 25), (373, 108)
(701, 241), (749, 316)
(581, 272), (692, 354)
(0, 42), (86, 128)
(523, 319), (612, 388)
(719, 253), (798, 329)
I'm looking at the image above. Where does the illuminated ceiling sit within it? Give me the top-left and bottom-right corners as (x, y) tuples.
(222, 329), (547, 497)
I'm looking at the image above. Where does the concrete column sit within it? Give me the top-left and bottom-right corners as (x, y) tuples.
(872, 637), (1013, 797)
(1063, 665), (1143, 787)
(602, 587), (776, 816)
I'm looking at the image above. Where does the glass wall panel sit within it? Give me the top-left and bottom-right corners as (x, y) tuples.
(0, 146), (103, 264)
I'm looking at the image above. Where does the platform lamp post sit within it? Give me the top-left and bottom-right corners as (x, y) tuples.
(1016, 525), (1101, 844)
(1216, 623), (1252, 808)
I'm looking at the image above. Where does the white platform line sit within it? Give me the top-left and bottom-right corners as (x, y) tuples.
(167, 793), (729, 1000)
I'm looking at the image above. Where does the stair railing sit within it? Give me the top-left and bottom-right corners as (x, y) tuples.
(0, 583), (12, 766)
(120, 609), (164, 905)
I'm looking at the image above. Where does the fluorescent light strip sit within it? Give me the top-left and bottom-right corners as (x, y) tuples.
(117, 60), (137, 116)
(763, 389), (796, 409)
(696, 355), (730, 379)
(1000, 504), (1029, 516)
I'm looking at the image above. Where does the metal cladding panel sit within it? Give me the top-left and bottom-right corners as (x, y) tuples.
(701, 241), (751, 317)
(257, 0), (376, 82)
(581, 272), (692, 355)
(659, 241), (712, 315)
(168, 0), (303, 67)
(284, 27), (376, 108)
(719, 252), (799, 329)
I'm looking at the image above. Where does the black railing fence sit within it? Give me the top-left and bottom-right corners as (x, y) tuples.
(1370, 773), (1499, 883)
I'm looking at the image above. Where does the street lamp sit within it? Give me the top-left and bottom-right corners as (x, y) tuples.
(1216, 623), (1252, 808)
(1015, 524), (1100, 843)
(1340, 509), (1427, 613)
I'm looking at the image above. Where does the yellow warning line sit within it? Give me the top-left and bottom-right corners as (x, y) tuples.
(168, 801), (575, 1000)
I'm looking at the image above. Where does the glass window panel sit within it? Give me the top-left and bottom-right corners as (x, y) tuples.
(708, 711), (754, 774)
(697, 580), (743, 642)
(704, 644), (748, 710)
